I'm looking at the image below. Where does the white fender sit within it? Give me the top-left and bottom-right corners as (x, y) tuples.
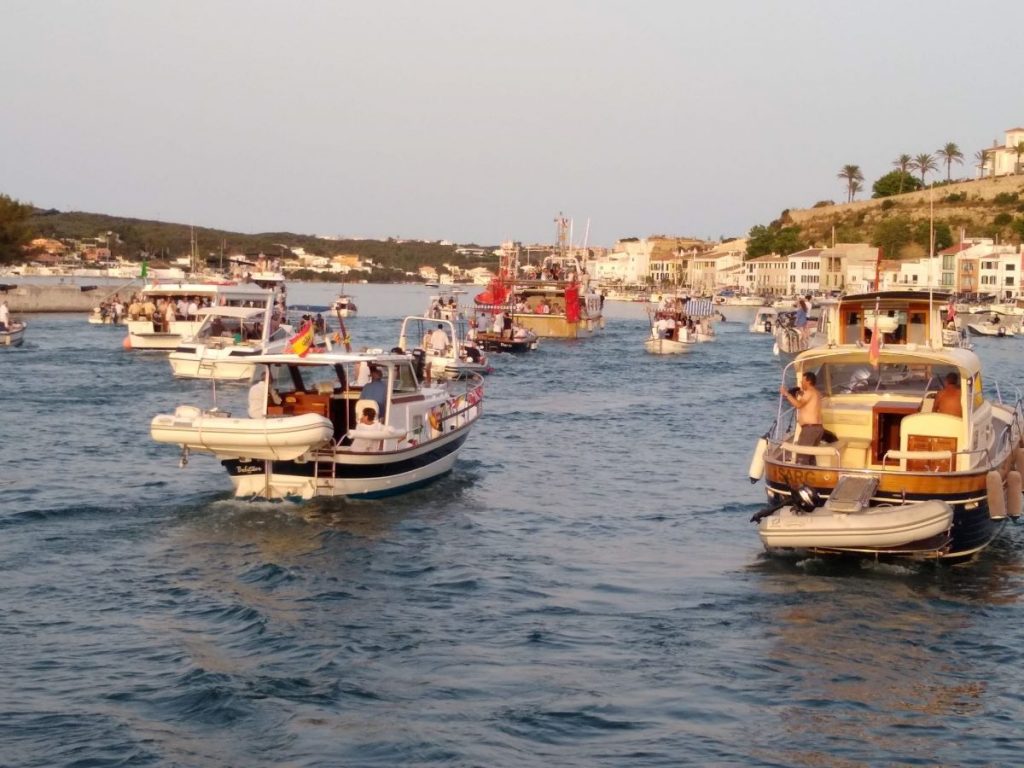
(987, 470), (1007, 520)
(1008, 471), (1022, 519)
(748, 438), (768, 483)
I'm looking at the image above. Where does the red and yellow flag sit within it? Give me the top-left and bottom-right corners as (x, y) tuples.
(287, 320), (315, 357)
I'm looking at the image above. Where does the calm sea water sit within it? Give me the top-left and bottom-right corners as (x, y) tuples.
(3, 282), (1024, 767)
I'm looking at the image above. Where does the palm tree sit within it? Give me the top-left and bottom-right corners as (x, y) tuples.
(974, 149), (988, 178)
(1014, 141), (1024, 174)
(911, 153), (938, 185)
(850, 179), (864, 201)
(837, 164), (864, 203)
(935, 142), (964, 182)
(892, 153), (912, 194)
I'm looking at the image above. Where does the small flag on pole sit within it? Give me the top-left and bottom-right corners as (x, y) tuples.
(287, 320), (315, 357)
(140, 260), (148, 278)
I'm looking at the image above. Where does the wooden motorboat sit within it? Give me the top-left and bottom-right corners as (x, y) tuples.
(747, 290), (1024, 562)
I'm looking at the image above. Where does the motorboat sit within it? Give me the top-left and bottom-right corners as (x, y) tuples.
(965, 314), (1017, 337)
(0, 320), (25, 347)
(333, 293), (357, 317)
(750, 306), (780, 334)
(399, 315), (493, 379)
(747, 290), (1024, 562)
(168, 305), (293, 380)
(644, 296), (716, 354)
(88, 303), (128, 325)
(466, 303), (539, 353)
(124, 281), (277, 350)
(151, 350), (483, 500)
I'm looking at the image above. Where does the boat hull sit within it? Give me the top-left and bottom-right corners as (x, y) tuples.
(644, 337), (693, 355)
(0, 323), (25, 347)
(967, 323), (1015, 337)
(222, 429), (470, 499)
(511, 312), (602, 339)
(126, 319), (203, 350)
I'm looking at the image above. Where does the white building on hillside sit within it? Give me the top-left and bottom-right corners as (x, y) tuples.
(981, 127), (1024, 177)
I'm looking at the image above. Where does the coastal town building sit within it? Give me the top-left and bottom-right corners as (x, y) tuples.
(787, 248), (822, 294)
(744, 253), (789, 296)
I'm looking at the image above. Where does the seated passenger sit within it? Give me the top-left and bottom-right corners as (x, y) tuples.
(933, 372), (962, 417)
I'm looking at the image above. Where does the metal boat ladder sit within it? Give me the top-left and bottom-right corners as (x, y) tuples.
(312, 447), (337, 497)
(824, 474), (879, 513)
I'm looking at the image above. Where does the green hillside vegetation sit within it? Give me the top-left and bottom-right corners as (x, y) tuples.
(747, 174), (1024, 260)
(0, 196), (498, 278)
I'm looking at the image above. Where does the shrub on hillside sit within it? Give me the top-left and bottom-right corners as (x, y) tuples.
(880, 199), (896, 211)
(994, 192), (1019, 205)
(812, 200), (835, 208)
(872, 170), (923, 198)
(994, 212), (1013, 226)
(942, 192), (967, 203)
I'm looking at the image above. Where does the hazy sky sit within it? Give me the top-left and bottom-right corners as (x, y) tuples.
(2, 1), (1022, 246)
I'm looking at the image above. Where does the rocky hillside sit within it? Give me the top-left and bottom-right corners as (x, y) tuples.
(783, 174), (1024, 256)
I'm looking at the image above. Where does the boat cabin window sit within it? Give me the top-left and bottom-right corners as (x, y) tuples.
(270, 364), (303, 396)
(816, 362), (960, 396)
(394, 362), (419, 392)
(292, 363), (346, 394)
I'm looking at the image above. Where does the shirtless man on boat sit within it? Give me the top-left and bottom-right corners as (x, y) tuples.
(780, 371), (823, 465)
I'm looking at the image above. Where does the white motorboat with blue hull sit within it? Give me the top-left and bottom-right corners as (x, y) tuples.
(168, 305), (292, 380)
(152, 349), (483, 500)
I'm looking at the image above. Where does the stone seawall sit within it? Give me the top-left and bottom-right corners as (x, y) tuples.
(0, 283), (134, 313)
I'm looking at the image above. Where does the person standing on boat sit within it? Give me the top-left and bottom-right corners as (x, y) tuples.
(429, 324), (449, 353)
(780, 371), (823, 465)
(361, 367), (388, 419)
(795, 296), (809, 342)
(934, 372), (963, 417)
(0, 300), (9, 331)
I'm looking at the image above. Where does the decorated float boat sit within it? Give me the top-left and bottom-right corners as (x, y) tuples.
(151, 350), (483, 500)
(474, 217), (604, 340)
(748, 291), (1024, 561)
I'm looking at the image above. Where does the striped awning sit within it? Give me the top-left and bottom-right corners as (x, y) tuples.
(684, 298), (715, 317)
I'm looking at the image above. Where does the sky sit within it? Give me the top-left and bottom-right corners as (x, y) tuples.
(2, 0), (1023, 247)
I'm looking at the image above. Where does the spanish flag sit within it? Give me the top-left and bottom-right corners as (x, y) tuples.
(287, 320), (315, 357)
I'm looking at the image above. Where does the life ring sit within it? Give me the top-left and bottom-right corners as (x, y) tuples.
(428, 407), (443, 431)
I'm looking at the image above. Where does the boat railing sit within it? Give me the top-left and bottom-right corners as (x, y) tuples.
(771, 436), (992, 474)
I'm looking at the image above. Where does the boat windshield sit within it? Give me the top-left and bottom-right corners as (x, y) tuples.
(272, 363), (345, 396)
(812, 361), (960, 396)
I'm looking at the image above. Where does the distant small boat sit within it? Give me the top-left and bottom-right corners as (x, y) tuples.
(0, 320), (26, 347)
(333, 294), (358, 317)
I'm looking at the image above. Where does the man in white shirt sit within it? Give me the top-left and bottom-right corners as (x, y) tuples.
(429, 324), (449, 353)
(0, 301), (9, 331)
